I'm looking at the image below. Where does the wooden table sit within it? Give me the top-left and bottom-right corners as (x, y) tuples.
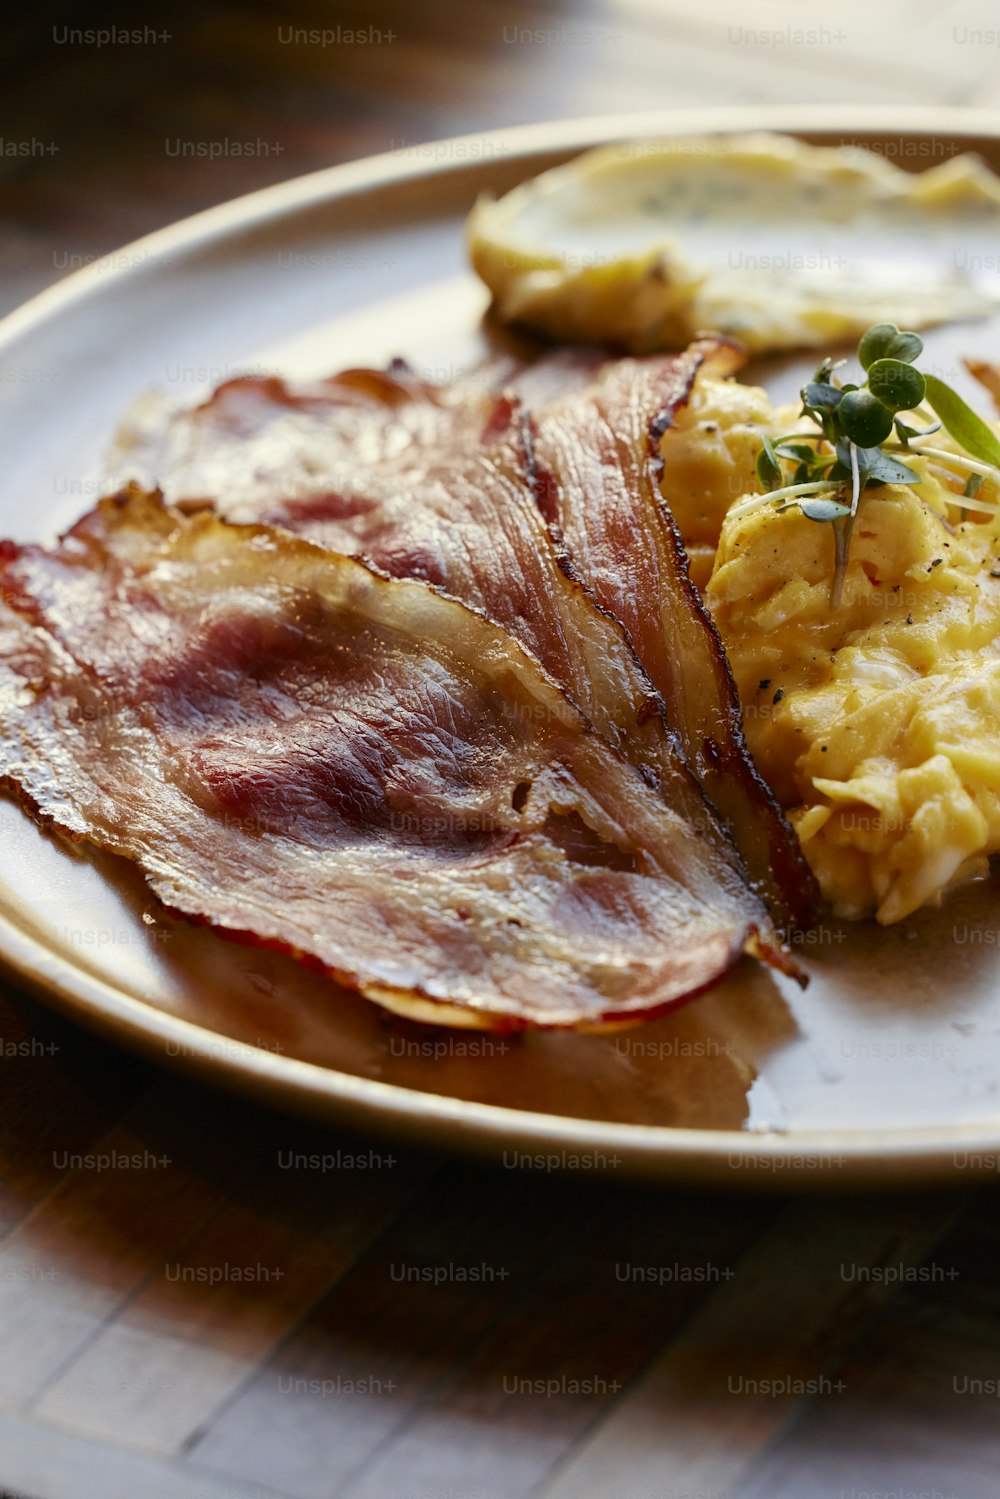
(3, 3), (1000, 1496)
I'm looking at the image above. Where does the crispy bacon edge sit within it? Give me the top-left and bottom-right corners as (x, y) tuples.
(524, 337), (819, 937)
(0, 490), (796, 1030)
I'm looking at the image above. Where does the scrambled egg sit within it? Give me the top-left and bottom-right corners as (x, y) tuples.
(659, 371), (775, 593)
(662, 374), (1000, 924)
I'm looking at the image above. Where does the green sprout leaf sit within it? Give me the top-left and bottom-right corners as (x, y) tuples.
(867, 359), (926, 414)
(889, 331), (924, 364)
(774, 441), (826, 469)
(856, 448), (923, 486)
(813, 357), (840, 385)
(801, 380), (845, 441)
(802, 382), (843, 412)
(858, 324), (898, 369)
(755, 434), (782, 492)
(894, 415), (941, 446)
(799, 497), (851, 523)
(838, 389), (894, 448)
(832, 440), (921, 488)
(923, 373), (1000, 470)
(858, 323), (924, 369)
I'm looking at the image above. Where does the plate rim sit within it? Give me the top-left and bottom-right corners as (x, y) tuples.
(7, 905), (1000, 1189)
(6, 103), (1000, 1186)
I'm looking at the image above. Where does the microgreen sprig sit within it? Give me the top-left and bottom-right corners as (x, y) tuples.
(751, 323), (1000, 605)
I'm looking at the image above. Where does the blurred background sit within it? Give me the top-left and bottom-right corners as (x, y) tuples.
(4, 0), (1000, 315)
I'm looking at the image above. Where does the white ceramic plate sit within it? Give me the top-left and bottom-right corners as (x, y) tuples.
(5, 106), (1000, 1186)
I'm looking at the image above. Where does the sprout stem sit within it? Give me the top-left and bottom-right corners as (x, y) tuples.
(849, 441), (860, 518)
(887, 443), (999, 486)
(729, 481), (838, 520)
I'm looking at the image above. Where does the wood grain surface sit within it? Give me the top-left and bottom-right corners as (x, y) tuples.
(3, 2), (1000, 1496)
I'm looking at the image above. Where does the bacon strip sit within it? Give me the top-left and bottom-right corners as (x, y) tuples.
(114, 353), (813, 937)
(0, 490), (774, 1030)
(113, 364), (767, 905)
(530, 341), (818, 934)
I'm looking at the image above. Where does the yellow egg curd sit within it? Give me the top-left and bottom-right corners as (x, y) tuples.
(662, 373), (1000, 923)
